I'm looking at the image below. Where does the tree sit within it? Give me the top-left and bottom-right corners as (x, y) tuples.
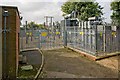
(61, 0), (103, 21)
(111, 1), (120, 26)
(28, 21), (46, 29)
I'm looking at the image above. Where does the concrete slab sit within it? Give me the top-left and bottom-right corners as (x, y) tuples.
(21, 65), (33, 71)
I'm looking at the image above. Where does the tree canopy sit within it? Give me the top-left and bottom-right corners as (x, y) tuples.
(61, 0), (103, 21)
(27, 21), (46, 29)
(111, 1), (120, 26)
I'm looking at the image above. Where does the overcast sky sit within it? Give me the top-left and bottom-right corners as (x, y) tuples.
(0, 0), (112, 24)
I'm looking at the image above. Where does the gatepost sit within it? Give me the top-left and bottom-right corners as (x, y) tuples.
(63, 18), (67, 46)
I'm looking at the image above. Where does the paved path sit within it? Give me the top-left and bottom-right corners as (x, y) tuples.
(39, 48), (118, 78)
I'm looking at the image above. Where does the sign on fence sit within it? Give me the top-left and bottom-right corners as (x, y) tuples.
(66, 21), (120, 56)
(41, 32), (47, 37)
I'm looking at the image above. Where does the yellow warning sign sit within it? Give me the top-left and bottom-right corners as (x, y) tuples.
(56, 32), (60, 35)
(100, 32), (102, 37)
(79, 32), (83, 35)
(41, 32), (47, 37)
(112, 32), (116, 36)
(57, 32), (60, 34)
(26, 32), (29, 35)
(29, 32), (32, 36)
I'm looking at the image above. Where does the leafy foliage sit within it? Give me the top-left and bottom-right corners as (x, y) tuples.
(61, 0), (103, 21)
(111, 1), (120, 26)
(28, 21), (46, 29)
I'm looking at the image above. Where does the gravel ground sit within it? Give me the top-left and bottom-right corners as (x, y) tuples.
(39, 48), (118, 78)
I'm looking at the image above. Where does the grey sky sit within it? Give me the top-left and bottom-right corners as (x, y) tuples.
(0, 0), (112, 24)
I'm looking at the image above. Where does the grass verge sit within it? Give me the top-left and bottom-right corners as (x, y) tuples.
(17, 64), (40, 79)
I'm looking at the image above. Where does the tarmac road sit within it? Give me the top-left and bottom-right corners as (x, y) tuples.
(39, 48), (118, 78)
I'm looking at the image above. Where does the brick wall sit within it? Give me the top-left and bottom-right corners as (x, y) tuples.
(16, 10), (20, 75)
(1, 6), (20, 79)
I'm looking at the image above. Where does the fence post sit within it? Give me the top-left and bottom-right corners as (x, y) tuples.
(73, 25), (75, 47)
(117, 26), (120, 52)
(83, 21), (85, 50)
(25, 21), (28, 44)
(103, 25), (106, 53)
(95, 22), (98, 56)
(81, 21), (84, 49)
(63, 18), (67, 46)
(38, 32), (41, 49)
(31, 24), (33, 41)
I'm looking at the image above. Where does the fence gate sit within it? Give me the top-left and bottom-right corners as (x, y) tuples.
(20, 29), (63, 50)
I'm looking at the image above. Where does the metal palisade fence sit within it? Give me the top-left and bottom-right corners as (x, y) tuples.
(66, 21), (120, 57)
(20, 20), (120, 57)
(20, 28), (63, 50)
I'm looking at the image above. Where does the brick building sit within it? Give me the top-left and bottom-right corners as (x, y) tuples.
(0, 6), (20, 79)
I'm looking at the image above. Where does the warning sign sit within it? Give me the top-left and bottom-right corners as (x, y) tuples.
(79, 32), (83, 35)
(41, 32), (47, 37)
(26, 32), (29, 35)
(29, 32), (32, 36)
(56, 32), (60, 35)
(100, 32), (102, 37)
(112, 32), (116, 37)
(26, 32), (32, 36)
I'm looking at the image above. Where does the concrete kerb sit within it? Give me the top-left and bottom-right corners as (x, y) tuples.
(96, 52), (120, 60)
(65, 46), (120, 61)
(34, 49), (44, 80)
(65, 46), (97, 61)
(20, 48), (45, 80)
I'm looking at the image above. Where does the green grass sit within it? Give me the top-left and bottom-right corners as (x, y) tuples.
(17, 64), (40, 79)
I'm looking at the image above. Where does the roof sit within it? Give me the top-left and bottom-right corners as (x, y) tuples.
(0, 6), (20, 19)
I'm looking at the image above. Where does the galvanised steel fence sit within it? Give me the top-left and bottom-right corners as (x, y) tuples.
(66, 21), (120, 57)
(20, 20), (120, 57)
(20, 28), (63, 50)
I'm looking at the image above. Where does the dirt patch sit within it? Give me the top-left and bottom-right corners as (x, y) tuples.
(39, 48), (118, 78)
(96, 56), (118, 70)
